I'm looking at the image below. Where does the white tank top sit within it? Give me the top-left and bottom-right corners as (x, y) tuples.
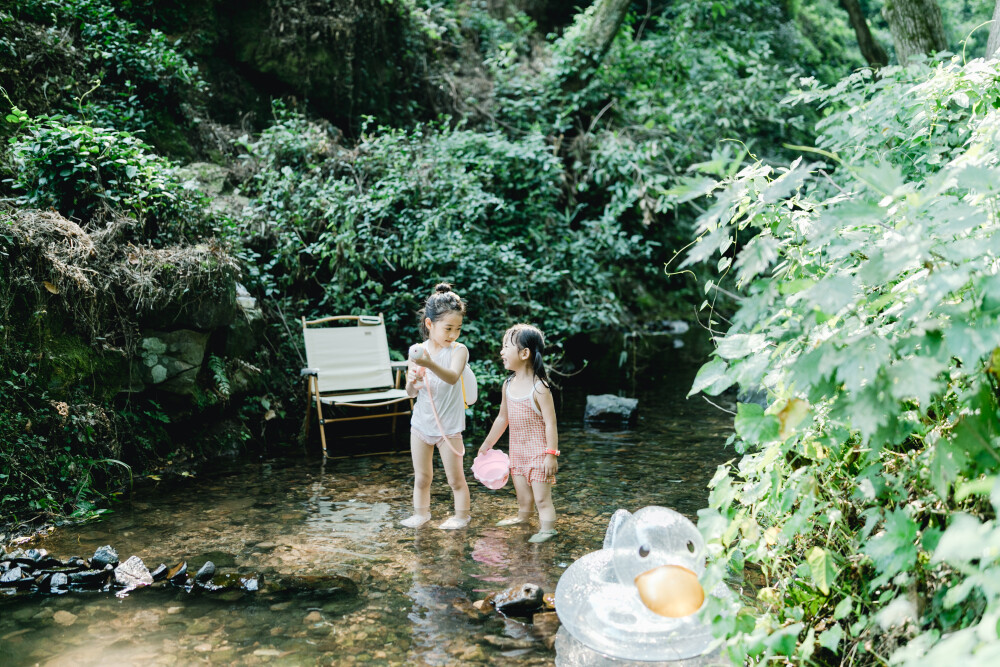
(410, 343), (467, 436)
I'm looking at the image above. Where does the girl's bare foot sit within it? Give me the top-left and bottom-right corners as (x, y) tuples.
(437, 515), (471, 530)
(528, 529), (558, 543)
(401, 513), (431, 528)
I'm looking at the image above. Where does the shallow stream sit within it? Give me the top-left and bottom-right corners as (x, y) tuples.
(1, 348), (735, 666)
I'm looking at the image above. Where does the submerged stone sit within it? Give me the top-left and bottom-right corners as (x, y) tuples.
(584, 394), (638, 425)
(195, 561), (216, 583)
(91, 545), (119, 568)
(114, 555), (154, 589)
(166, 561), (188, 583)
(492, 583), (545, 618)
(1, 566), (24, 584)
(68, 568), (111, 587)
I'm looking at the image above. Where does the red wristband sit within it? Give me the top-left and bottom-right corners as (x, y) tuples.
(545, 449), (560, 456)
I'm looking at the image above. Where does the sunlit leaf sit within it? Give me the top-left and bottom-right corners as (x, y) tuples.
(689, 358), (734, 397)
(735, 402), (780, 444)
(714, 333), (768, 360)
(806, 546), (837, 595)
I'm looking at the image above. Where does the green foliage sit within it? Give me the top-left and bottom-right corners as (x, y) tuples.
(13, 0), (205, 128)
(209, 354), (231, 399)
(237, 102), (647, 347)
(0, 366), (144, 524)
(684, 56), (1000, 663)
(5, 107), (207, 239)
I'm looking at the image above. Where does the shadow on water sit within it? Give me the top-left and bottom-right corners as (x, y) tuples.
(1, 335), (738, 666)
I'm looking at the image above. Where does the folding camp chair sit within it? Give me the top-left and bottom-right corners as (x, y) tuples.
(301, 314), (412, 457)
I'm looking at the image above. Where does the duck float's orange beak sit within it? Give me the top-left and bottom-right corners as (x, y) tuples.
(634, 564), (705, 618)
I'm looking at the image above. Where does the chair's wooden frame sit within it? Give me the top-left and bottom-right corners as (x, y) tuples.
(301, 314), (412, 457)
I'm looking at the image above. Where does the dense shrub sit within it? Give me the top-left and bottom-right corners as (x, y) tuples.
(5, 107), (208, 241)
(12, 0), (205, 134)
(682, 57), (1000, 664)
(238, 105), (648, 344)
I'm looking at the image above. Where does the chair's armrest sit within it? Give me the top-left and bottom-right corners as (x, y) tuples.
(389, 360), (408, 372)
(300, 368), (319, 377)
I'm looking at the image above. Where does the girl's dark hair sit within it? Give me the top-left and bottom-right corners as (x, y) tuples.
(505, 323), (551, 388)
(418, 282), (466, 338)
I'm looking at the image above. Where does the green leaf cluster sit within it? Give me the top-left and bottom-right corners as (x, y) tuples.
(687, 56), (1000, 664)
(232, 103), (651, 425)
(5, 110), (208, 240)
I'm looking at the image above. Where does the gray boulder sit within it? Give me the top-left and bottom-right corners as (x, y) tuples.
(132, 330), (209, 396)
(584, 394), (638, 425)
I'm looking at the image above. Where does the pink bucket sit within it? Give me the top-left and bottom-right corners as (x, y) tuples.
(471, 449), (510, 490)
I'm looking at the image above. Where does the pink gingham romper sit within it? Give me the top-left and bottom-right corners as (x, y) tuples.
(507, 380), (554, 484)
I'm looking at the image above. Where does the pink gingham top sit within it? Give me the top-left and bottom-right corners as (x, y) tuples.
(507, 380), (554, 484)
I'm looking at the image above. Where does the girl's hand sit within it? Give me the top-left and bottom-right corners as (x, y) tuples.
(478, 442), (494, 456)
(406, 365), (424, 390)
(411, 351), (432, 368)
(543, 454), (558, 477)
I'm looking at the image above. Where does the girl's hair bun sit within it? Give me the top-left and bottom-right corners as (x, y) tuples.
(434, 282), (453, 293)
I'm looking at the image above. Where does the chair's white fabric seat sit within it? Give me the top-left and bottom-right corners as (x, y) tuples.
(319, 388), (410, 405)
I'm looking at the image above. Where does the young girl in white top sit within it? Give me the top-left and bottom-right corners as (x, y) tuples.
(401, 283), (472, 530)
(478, 324), (560, 543)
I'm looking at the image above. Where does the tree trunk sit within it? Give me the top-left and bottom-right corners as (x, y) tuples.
(839, 0), (888, 66)
(882, 0), (948, 66)
(987, 0), (1000, 59)
(559, 0), (631, 92)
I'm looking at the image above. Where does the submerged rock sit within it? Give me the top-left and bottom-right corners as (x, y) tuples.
(68, 568), (112, 588)
(492, 583), (545, 618)
(91, 545), (120, 568)
(166, 561), (188, 583)
(195, 561), (216, 583)
(584, 394), (638, 426)
(114, 555), (154, 590)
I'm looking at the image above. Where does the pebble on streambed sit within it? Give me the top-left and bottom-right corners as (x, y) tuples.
(0, 544), (261, 599)
(470, 581), (561, 649)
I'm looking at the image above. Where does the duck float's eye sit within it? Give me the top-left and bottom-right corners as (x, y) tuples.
(686, 540), (696, 554)
(638, 544), (650, 558)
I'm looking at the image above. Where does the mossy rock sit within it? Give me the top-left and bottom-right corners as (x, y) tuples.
(41, 333), (127, 398)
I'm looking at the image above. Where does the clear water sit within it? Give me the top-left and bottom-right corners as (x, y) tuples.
(0, 351), (734, 666)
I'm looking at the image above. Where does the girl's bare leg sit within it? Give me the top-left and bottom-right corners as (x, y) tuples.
(528, 480), (557, 542)
(401, 433), (433, 527)
(437, 437), (471, 529)
(498, 474), (534, 526)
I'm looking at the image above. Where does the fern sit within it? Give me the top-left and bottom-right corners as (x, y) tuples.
(208, 354), (230, 398)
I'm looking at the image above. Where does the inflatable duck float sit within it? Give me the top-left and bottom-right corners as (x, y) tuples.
(554, 506), (736, 663)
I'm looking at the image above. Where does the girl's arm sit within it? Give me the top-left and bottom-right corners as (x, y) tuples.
(536, 384), (559, 477)
(412, 344), (467, 385)
(478, 386), (509, 455)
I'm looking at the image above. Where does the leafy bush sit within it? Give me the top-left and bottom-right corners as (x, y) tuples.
(235, 104), (651, 424)
(682, 57), (1000, 664)
(14, 0), (205, 118)
(5, 107), (207, 240)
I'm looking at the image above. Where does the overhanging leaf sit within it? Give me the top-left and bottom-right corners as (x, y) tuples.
(735, 402), (780, 444)
(715, 333), (768, 360)
(689, 358), (734, 397)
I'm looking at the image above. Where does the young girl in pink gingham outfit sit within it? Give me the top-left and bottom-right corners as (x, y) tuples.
(479, 324), (560, 543)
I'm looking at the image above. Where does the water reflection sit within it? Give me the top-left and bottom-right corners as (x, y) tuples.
(1, 358), (735, 665)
